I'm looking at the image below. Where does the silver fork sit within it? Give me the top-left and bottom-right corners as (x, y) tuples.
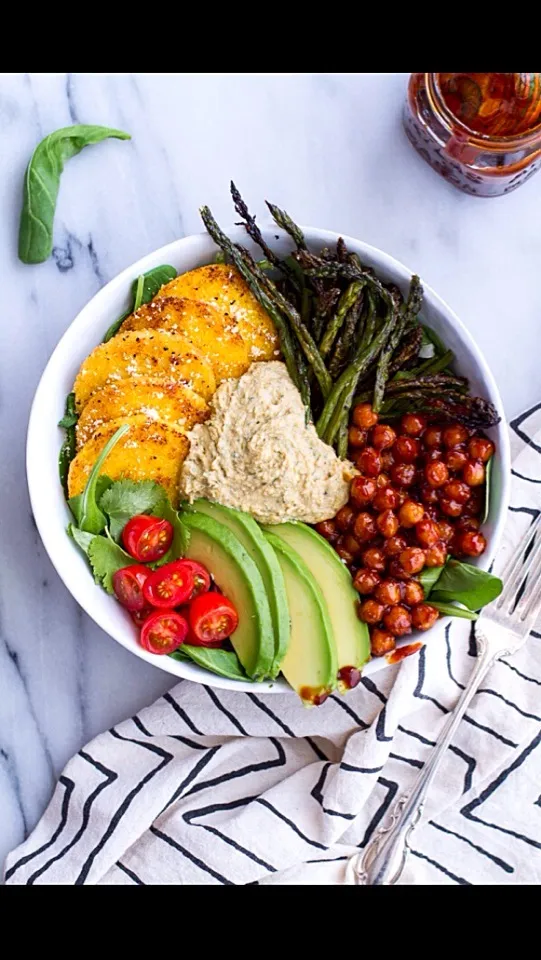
(345, 509), (541, 886)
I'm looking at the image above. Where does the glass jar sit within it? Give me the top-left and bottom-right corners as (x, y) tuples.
(404, 73), (541, 197)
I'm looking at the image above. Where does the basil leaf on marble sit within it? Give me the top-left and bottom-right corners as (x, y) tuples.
(18, 124), (131, 264)
(68, 424), (129, 534)
(102, 264), (177, 342)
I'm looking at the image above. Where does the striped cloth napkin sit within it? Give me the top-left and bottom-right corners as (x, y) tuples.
(5, 405), (541, 885)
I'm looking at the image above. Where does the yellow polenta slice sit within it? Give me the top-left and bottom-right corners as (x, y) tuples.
(158, 264), (280, 362)
(68, 415), (189, 507)
(76, 376), (209, 450)
(121, 296), (251, 383)
(73, 330), (216, 412)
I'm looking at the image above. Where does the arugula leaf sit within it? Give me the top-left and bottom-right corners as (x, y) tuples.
(68, 424), (129, 534)
(171, 645), (251, 682)
(67, 523), (95, 556)
(482, 455), (493, 525)
(418, 565), (445, 598)
(102, 264), (177, 343)
(18, 125), (130, 265)
(69, 475), (113, 528)
(429, 600), (479, 621)
(58, 392), (78, 429)
(99, 479), (167, 541)
(87, 534), (138, 594)
(58, 392), (79, 493)
(430, 559), (502, 611)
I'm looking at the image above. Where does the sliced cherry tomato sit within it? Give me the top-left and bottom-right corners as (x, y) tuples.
(181, 560), (211, 599)
(143, 560), (194, 608)
(139, 610), (188, 655)
(130, 605), (154, 627)
(188, 592), (239, 645)
(122, 514), (173, 563)
(112, 565), (150, 612)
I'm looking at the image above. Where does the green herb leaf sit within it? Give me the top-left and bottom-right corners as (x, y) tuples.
(99, 479), (168, 541)
(430, 558), (502, 611)
(430, 600), (479, 621)
(58, 392), (78, 429)
(68, 475), (113, 528)
(69, 424), (129, 534)
(154, 499), (188, 566)
(58, 392), (79, 493)
(87, 534), (138, 594)
(18, 125), (131, 265)
(101, 265), (177, 343)
(418, 565), (445, 598)
(67, 523), (95, 556)
(482, 455), (493, 525)
(171, 645), (251, 682)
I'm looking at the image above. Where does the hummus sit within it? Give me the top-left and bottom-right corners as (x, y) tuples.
(179, 361), (355, 525)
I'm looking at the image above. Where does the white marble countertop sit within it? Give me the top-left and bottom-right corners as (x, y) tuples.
(1, 71), (540, 871)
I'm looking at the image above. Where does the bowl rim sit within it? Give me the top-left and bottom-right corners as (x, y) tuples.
(26, 224), (511, 694)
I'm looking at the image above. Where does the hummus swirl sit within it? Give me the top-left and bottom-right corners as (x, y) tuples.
(179, 361), (355, 525)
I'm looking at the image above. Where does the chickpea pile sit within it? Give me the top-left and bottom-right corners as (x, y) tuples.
(316, 403), (494, 658)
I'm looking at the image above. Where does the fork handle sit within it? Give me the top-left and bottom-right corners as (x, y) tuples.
(348, 627), (495, 885)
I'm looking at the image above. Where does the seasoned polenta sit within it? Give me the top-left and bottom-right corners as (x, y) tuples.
(121, 296), (251, 383)
(73, 330), (216, 411)
(68, 415), (190, 507)
(76, 377), (209, 450)
(158, 264), (280, 362)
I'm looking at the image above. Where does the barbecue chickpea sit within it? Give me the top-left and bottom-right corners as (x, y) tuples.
(420, 483), (439, 505)
(424, 426), (443, 447)
(336, 539), (355, 564)
(359, 598), (386, 625)
(375, 578), (402, 605)
(370, 628), (396, 657)
(371, 424), (396, 450)
(443, 424), (469, 448)
(393, 435), (421, 463)
(356, 447), (381, 477)
(342, 534), (362, 557)
(455, 517), (480, 533)
(353, 512), (377, 542)
(388, 558), (409, 580)
(446, 446), (468, 471)
(442, 480), (471, 504)
(362, 547), (387, 572)
(353, 568), (381, 595)
(384, 535), (408, 557)
(380, 451), (395, 472)
(425, 541), (447, 567)
(376, 510), (399, 538)
(424, 446), (445, 463)
(458, 530), (487, 557)
(373, 486), (399, 511)
(415, 518), (440, 547)
(468, 437), (495, 462)
(404, 580), (425, 605)
(425, 460), (449, 488)
(335, 505), (356, 532)
(400, 547), (425, 575)
(400, 413), (427, 437)
(352, 403), (378, 429)
(439, 498), (463, 518)
(399, 499), (425, 528)
(438, 521), (454, 543)
(383, 604), (412, 637)
(462, 490), (483, 516)
(350, 476), (376, 506)
(391, 462), (416, 487)
(348, 426), (368, 448)
(411, 604), (439, 631)
(376, 472), (391, 489)
(315, 520), (338, 542)
(463, 460), (485, 486)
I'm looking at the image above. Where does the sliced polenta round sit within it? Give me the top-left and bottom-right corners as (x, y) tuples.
(76, 376), (209, 450)
(121, 296), (251, 383)
(68, 414), (190, 507)
(73, 330), (216, 411)
(158, 264), (280, 362)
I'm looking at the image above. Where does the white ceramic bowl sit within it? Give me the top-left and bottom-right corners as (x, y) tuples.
(27, 226), (511, 693)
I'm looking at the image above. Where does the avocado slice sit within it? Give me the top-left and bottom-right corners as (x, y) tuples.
(184, 499), (290, 677)
(264, 532), (337, 704)
(181, 512), (274, 681)
(262, 521), (370, 687)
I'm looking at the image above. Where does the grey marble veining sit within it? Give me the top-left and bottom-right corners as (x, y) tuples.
(0, 71), (540, 871)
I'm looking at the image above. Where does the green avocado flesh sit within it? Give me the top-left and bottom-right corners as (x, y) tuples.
(262, 521), (370, 682)
(180, 512), (274, 681)
(185, 499), (290, 677)
(264, 531), (337, 703)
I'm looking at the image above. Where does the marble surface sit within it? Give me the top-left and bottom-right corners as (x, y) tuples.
(1, 71), (540, 872)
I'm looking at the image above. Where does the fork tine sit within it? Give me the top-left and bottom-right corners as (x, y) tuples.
(514, 547), (541, 623)
(501, 527), (541, 615)
(496, 511), (541, 609)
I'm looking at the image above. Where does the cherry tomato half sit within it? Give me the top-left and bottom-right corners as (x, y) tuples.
(112, 565), (150, 612)
(130, 605), (154, 627)
(122, 514), (174, 563)
(181, 560), (211, 599)
(143, 560), (194, 608)
(139, 610), (188, 655)
(188, 592), (239, 645)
